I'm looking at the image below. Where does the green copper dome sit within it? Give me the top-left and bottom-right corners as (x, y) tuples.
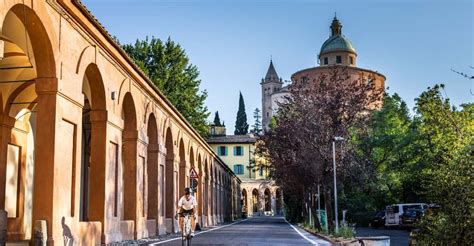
(320, 35), (355, 55)
(319, 16), (356, 56)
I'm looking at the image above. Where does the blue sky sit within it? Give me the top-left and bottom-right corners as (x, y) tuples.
(82, 0), (473, 128)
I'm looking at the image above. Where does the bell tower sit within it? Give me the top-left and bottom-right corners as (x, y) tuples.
(261, 59), (282, 132)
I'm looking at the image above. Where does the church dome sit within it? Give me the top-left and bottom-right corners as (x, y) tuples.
(320, 35), (355, 55)
(319, 16), (356, 56)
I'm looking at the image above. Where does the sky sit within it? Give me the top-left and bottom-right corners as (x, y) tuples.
(82, 0), (473, 129)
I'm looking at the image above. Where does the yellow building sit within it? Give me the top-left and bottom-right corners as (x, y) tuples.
(208, 126), (283, 217)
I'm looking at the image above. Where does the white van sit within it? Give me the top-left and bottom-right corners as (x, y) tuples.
(385, 203), (428, 227)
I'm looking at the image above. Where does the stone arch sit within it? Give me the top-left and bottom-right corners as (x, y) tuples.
(264, 188), (271, 212)
(242, 189), (248, 215)
(204, 158), (210, 224)
(178, 138), (186, 197)
(164, 127), (175, 232)
(252, 189), (259, 213)
(197, 154), (203, 224)
(147, 113), (159, 220)
(0, 3), (56, 240)
(79, 63), (107, 226)
(4, 4), (56, 78)
(122, 92), (138, 229)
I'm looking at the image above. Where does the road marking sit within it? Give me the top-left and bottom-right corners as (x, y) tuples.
(284, 219), (323, 245)
(149, 219), (247, 245)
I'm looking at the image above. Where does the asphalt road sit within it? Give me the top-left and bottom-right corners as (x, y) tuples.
(356, 227), (410, 246)
(152, 217), (331, 246)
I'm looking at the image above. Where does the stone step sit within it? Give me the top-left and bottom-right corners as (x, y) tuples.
(6, 241), (30, 246)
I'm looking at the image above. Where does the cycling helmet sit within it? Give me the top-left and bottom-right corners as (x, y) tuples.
(184, 187), (192, 195)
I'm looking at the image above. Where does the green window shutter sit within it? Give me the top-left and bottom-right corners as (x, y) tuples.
(224, 146), (228, 156)
(233, 146), (237, 156)
(241, 147), (244, 156)
(217, 147), (221, 156)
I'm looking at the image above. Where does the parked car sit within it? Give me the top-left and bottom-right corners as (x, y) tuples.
(408, 204), (440, 245)
(371, 210), (386, 228)
(385, 203), (428, 227)
(400, 208), (424, 228)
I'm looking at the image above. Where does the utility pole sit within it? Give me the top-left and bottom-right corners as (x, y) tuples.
(332, 136), (345, 234)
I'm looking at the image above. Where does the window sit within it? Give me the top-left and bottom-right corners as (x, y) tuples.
(234, 164), (244, 174)
(336, 56), (342, 64)
(218, 146), (227, 156)
(259, 166), (264, 176)
(349, 56), (354, 64)
(324, 57), (328, 65)
(234, 146), (244, 156)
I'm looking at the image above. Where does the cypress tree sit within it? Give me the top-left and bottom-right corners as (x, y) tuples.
(213, 111), (222, 126)
(234, 92), (249, 135)
(252, 108), (263, 135)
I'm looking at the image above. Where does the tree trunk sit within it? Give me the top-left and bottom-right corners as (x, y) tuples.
(324, 185), (334, 232)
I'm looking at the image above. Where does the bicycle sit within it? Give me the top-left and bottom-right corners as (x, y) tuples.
(177, 212), (193, 246)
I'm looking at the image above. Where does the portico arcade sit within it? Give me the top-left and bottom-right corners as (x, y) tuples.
(0, 1), (241, 245)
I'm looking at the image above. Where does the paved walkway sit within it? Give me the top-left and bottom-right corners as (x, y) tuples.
(149, 216), (332, 245)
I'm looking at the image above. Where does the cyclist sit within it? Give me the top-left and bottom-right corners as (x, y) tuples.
(177, 187), (197, 237)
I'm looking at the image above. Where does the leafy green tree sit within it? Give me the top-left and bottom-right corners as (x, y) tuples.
(213, 111), (222, 126)
(251, 108), (263, 135)
(234, 92), (249, 135)
(411, 85), (473, 244)
(122, 37), (210, 137)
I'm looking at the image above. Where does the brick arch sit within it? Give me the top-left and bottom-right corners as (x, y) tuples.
(1, 3), (57, 241)
(122, 92), (139, 235)
(4, 4), (56, 79)
(164, 127), (175, 231)
(146, 113), (159, 220)
(178, 138), (186, 197)
(79, 63), (108, 227)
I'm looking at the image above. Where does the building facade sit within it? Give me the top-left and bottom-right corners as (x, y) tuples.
(208, 127), (283, 217)
(0, 1), (240, 245)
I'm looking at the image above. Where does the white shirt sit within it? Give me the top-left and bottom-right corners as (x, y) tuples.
(178, 195), (197, 210)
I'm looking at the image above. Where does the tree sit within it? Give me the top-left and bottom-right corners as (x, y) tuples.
(259, 66), (383, 230)
(234, 92), (249, 135)
(411, 85), (473, 244)
(213, 111), (222, 126)
(122, 36), (210, 137)
(251, 108), (263, 135)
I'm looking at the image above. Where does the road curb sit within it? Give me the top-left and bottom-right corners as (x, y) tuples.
(299, 226), (338, 245)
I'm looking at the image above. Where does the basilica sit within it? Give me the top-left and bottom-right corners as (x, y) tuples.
(262, 16), (386, 131)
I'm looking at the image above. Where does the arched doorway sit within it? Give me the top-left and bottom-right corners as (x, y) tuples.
(197, 155), (203, 225)
(80, 64), (107, 223)
(276, 189), (282, 215)
(122, 93), (138, 231)
(252, 189), (259, 213)
(178, 139), (186, 198)
(147, 114), (158, 222)
(264, 188), (271, 212)
(164, 127), (174, 232)
(204, 160), (210, 225)
(0, 3), (56, 240)
(241, 189), (248, 215)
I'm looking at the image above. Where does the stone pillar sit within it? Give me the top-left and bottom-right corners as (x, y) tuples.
(88, 110), (107, 229)
(32, 77), (60, 245)
(33, 220), (47, 246)
(0, 210), (6, 246)
(157, 149), (167, 235)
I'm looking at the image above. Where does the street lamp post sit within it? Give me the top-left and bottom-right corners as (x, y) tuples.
(332, 136), (345, 234)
